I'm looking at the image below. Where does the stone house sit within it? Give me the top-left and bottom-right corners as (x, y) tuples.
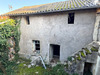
(2, 0), (100, 75)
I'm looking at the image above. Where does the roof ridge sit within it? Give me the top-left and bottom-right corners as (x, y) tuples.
(21, 0), (69, 8)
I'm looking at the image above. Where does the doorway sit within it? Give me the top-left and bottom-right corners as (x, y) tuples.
(83, 62), (93, 75)
(49, 44), (60, 62)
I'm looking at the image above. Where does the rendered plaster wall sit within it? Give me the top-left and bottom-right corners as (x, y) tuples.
(19, 9), (96, 62)
(93, 13), (100, 75)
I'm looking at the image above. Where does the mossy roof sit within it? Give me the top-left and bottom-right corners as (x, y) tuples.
(2, 0), (100, 16)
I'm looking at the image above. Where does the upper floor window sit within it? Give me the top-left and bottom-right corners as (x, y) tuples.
(68, 13), (75, 24)
(26, 16), (30, 25)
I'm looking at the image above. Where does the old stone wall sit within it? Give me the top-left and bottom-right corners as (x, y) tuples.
(19, 9), (96, 62)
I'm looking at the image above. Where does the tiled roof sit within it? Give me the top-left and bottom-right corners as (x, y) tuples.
(2, 0), (100, 16)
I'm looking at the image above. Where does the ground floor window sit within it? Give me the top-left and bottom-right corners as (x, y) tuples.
(32, 40), (40, 53)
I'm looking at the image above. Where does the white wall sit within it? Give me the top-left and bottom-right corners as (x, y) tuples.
(19, 9), (96, 62)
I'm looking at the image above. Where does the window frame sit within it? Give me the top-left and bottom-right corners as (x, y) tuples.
(32, 40), (40, 53)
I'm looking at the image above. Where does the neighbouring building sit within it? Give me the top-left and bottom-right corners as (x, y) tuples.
(0, 16), (9, 19)
(2, 0), (100, 75)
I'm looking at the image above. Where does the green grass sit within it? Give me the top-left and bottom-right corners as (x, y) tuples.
(14, 57), (45, 75)
(0, 57), (78, 75)
(17, 64), (45, 75)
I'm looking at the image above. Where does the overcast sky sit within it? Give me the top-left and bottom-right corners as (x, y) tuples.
(0, 0), (67, 15)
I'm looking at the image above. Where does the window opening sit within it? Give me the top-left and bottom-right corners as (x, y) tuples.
(68, 13), (75, 24)
(26, 16), (30, 25)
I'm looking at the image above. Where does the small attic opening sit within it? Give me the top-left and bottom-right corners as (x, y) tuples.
(68, 13), (75, 24)
(50, 44), (60, 62)
(26, 16), (30, 25)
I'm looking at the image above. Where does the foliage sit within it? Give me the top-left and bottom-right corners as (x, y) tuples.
(91, 46), (98, 52)
(44, 64), (69, 75)
(80, 51), (86, 57)
(65, 63), (69, 69)
(67, 57), (72, 61)
(7, 56), (78, 75)
(0, 18), (20, 75)
(0, 19), (16, 26)
(84, 48), (91, 54)
(15, 61), (45, 75)
(0, 18), (8, 22)
(72, 73), (78, 75)
(14, 59), (70, 75)
(76, 54), (81, 60)
(18, 57), (31, 64)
